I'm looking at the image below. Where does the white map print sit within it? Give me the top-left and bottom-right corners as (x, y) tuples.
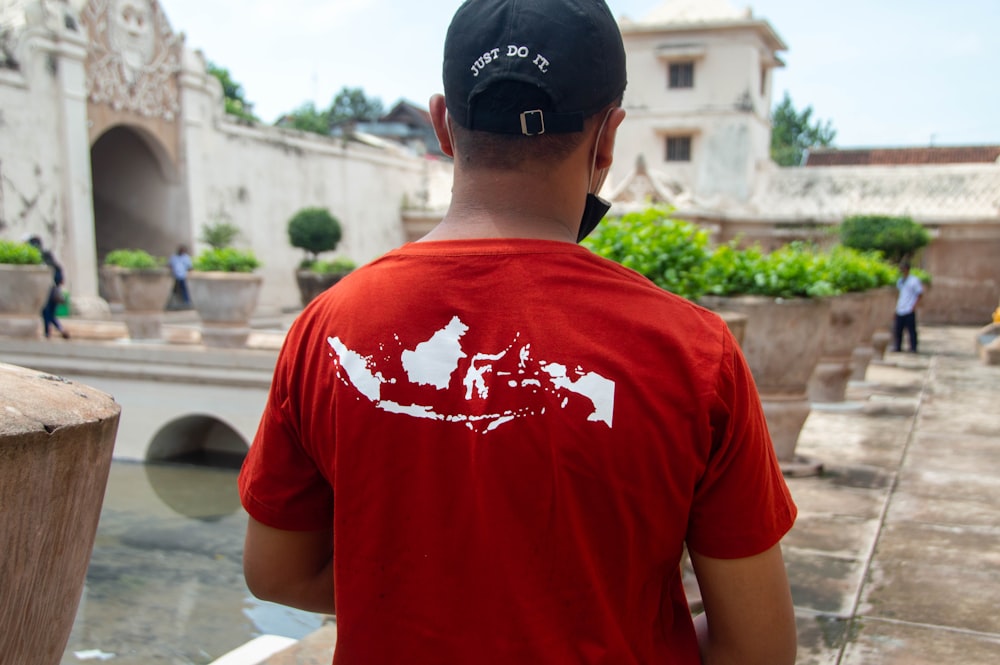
(327, 315), (615, 434)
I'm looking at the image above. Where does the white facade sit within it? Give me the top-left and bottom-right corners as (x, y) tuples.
(613, 0), (786, 207)
(0, 0), (449, 315)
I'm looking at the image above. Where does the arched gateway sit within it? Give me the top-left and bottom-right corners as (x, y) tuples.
(0, 0), (443, 315)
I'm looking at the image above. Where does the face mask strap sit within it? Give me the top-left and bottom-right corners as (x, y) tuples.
(587, 108), (615, 195)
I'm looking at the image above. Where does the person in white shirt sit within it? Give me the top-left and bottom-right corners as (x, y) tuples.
(893, 260), (923, 352)
(169, 245), (193, 307)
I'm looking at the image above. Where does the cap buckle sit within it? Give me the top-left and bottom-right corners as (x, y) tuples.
(519, 109), (546, 136)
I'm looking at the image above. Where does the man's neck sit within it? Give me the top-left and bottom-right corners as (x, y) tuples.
(420, 168), (586, 243)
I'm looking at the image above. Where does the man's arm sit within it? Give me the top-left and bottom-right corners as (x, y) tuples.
(243, 516), (335, 614)
(689, 543), (797, 665)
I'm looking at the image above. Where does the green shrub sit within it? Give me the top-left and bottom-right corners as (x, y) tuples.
(814, 246), (892, 293)
(200, 221), (242, 249)
(839, 215), (930, 263)
(288, 207), (342, 262)
(0, 239), (43, 265)
(193, 247), (261, 273)
(703, 242), (838, 298)
(103, 249), (164, 270)
(912, 267), (932, 285)
(583, 207), (710, 300)
(308, 257), (356, 274)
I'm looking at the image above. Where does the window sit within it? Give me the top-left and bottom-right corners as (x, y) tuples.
(666, 136), (692, 162)
(668, 62), (694, 89)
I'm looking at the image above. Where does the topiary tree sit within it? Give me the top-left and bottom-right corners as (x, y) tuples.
(288, 207), (342, 267)
(839, 215), (930, 263)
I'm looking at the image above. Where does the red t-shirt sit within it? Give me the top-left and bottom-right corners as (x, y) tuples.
(240, 238), (796, 664)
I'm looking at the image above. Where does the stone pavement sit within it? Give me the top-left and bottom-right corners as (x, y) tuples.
(787, 325), (1000, 664)
(237, 324), (999, 664)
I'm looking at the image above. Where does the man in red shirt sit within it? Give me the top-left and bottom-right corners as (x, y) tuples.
(239, 1), (798, 663)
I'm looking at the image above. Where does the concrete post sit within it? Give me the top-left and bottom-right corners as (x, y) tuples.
(0, 363), (120, 664)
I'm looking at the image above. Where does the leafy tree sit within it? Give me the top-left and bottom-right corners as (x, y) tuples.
(770, 92), (836, 166)
(839, 215), (930, 263)
(279, 102), (330, 135)
(207, 61), (258, 122)
(327, 86), (384, 126)
(277, 87), (385, 136)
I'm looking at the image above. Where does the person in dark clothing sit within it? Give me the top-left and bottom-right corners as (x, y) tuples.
(27, 235), (69, 339)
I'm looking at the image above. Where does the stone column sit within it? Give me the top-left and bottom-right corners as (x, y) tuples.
(0, 363), (120, 664)
(47, 22), (104, 317)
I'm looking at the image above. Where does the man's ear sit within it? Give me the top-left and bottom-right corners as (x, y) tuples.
(594, 107), (626, 170)
(429, 94), (455, 158)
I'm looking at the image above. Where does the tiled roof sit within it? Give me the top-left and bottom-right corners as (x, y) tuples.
(744, 164), (1000, 221)
(805, 146), (1000, 167)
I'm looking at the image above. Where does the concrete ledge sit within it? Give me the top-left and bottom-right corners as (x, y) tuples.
(208, 635), (298, 665)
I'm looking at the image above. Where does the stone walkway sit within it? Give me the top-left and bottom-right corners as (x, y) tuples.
(788, 325), (1000, 664)
(229, 324), (998, 664)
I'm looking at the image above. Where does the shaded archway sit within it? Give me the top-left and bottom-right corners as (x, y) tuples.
(146, 414), (249, 467)
(144, 415), (248, 522)
(90, 125), (186, 268)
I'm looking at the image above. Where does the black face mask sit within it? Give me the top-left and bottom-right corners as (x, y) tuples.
(577, 193), (611, 243)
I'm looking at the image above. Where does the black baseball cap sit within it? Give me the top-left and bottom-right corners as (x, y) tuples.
(443, 0), (627, 136)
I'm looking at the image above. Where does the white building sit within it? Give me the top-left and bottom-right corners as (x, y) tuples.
(606, 0), (1000, 324)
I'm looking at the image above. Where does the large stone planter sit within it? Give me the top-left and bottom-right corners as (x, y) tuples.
(700, 295), (831, 475)
(0, 362), (120, 664)
(714, 310), (748, 347)
(851, 287), (896, 380)
(188, 271), (263, 348)
(295, 269), (349, 308)
(809, 291), (875, 403)
(98, 264), (124, 311)
(118, 268), (173, 340)
(0, 264), (52, 339)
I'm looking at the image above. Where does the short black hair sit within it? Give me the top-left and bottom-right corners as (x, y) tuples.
(452, 81), (615, 170)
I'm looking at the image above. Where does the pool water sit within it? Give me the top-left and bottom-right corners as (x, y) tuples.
(60, 460), (324, 664)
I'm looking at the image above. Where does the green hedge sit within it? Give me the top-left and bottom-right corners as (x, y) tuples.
(193, 247), (261, 273)
(104, 249), (164, 269)
(582, 207), (710, 300)
(0, 239), (43, 265)
(585, 207), (908, 300)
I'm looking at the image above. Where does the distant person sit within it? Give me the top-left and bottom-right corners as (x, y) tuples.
(239, 1), (798, 663)
(27, 235), (69, 339)
(893, 260), (923, 352)
(169, 245), (193, 308)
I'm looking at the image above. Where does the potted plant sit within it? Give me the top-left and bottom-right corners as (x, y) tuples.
(581, 208), (755, 340)
(103, 249), (172, 340)
(806, 246), (894, 402)
(584, 210), (832, 474)
(187, 222), (263, 348)
(287, 206), (353, 307)
(696, 242), (838, 474)
(0, 239), (52, 339)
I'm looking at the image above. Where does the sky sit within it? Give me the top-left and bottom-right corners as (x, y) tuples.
(161, 0), (1000, 148)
